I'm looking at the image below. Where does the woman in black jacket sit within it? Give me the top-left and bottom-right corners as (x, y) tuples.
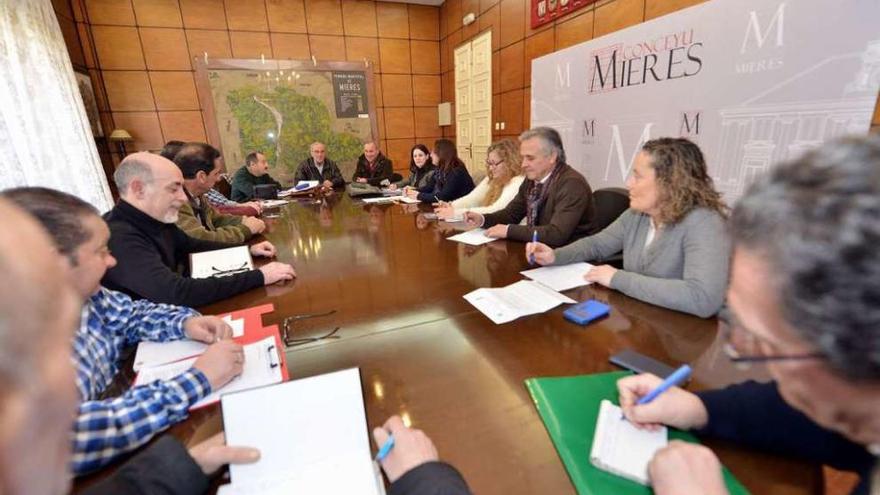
(406, 139), (475, 203)
(390, 144), (436, 191)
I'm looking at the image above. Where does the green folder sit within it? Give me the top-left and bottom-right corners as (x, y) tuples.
(525, 371), (749, 495)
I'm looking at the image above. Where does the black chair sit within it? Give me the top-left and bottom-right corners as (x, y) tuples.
(390, 172), (403, 183)
(592, 187), (629, 268)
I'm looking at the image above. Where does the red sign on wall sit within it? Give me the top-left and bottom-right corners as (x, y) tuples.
(530, 0), (597, 29)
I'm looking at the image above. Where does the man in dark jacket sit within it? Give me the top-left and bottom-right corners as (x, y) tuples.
(230, 151), (284, 202)
(617, 136), (880, 495)
(102, 152), (296, 308)
(353, 141), (394, 186)
(294, 141), (345, 189)
(464, 127), (599, 247)
(0, 198), (471, 495)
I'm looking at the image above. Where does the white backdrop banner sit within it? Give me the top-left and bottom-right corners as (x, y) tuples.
(531, 0), (880, 201)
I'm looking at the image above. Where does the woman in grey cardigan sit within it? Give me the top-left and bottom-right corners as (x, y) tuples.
(527, 138), (730, 318)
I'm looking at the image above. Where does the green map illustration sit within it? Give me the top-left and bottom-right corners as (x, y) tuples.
(207, 69), (373, 183)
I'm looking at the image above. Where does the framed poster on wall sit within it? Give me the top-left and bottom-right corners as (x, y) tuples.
(530, 0), (597, 29)
(193, 58), (379, 184)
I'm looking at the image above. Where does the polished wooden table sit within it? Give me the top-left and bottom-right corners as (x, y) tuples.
(77, 192), (822, 494)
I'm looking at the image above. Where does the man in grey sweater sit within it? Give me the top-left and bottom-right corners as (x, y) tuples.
(528, 137), (730, 318)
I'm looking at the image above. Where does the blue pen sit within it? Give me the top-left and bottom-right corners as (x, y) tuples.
(622, 364), (691, 420)
(375, 435), (395, 462)
(529, 230), (538, 265)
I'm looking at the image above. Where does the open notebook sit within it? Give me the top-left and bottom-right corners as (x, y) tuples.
(589, 400), (667, 485)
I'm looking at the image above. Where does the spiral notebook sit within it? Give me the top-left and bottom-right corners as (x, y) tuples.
(589, 400), (667, 485)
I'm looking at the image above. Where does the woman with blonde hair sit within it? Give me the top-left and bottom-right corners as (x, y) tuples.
(436, 139), (524, 219)
(528, 137), (730, 318)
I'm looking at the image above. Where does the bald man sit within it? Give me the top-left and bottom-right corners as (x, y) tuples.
(102, 152), (296, 308)
(294, 142), (345, 189)
(353, 142), (393, 186)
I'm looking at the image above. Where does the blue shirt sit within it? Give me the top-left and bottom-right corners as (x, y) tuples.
(71, 287), (211, 474)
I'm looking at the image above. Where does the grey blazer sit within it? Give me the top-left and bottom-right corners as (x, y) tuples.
(553, 207), (731, 318)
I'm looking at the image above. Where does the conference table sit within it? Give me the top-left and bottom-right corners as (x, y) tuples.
(75, 191), (822, 494)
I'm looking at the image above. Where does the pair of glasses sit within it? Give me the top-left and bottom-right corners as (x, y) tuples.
(211, 262), (250, 277)
(720, 316), (824, 365)
(485, 159), (505, 168)
(282, 309), (340, 347)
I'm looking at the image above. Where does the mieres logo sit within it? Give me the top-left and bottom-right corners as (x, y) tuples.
(680, 111), (701, 136)
(588, 30), (703, 94)
(604, 123), (654, 180)
(581, 119), (596, 144)
(736, 2), (785, 74)
(555, 62), (571, 88)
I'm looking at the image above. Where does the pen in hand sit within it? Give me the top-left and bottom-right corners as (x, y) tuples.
(622, 364), (692, 420)
(529, 230), (538, 265)
(375, 434), (395, 462)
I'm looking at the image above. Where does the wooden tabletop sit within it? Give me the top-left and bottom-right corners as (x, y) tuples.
(75, 192), (822, 494)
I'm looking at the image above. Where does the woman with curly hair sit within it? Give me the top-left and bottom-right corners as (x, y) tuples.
(435, 139), (524, 219)
(528, 137), (730, 318)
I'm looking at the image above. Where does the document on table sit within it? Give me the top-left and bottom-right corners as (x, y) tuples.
(279, 181), (319, 196)
(441, 213), (465, 223)
(447, 228), (497, 246)
(133, 336), (283, 409)
(589, 400), (667, 485)
(132, 315), (246, 371)
(520, 262), (595, 292)
(392, 195), (420, 204)
(218, 368), (384, 495)
(191, 246), (253, 279)
(361, 196), (397, 204)
(464, 280), (576, 324)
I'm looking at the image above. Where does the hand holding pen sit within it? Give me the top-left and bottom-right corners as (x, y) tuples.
(616, 365), (709, 431)
(372, 415), (439, 483)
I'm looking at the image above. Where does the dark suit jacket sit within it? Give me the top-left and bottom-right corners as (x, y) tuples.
(102, 200), (264, 308)
(697, 381), (875, 494)
(294, 157), (345, 188)
(353, 153), (394, 186)
(482, 163), (599, 247)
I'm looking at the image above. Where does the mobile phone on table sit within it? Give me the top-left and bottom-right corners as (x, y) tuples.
(609, 349), (679, 380)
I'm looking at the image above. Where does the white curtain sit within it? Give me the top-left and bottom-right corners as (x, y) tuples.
(0, 0), (113, 212)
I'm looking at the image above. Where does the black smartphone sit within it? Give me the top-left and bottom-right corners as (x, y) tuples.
(609, 349), (679, 380)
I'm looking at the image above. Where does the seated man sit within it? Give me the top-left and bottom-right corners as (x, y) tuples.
(0, 197), (472, 495)
(464, 127), (600, 247)
(352, 141), (393, 186)
(160, 140), (262, 216)
(174, 142), (265, 243)
(618, 135), (880, 494)
(2, 187), (244, 474)
(294, 141), (345, 189)
(230, 151), (283, 202)
(102, 152), (296, 307)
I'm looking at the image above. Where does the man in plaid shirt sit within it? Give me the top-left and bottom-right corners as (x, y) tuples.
(2, 187), (245, 474)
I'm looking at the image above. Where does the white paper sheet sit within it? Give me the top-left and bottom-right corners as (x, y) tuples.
(221, 315), (246, 338)
(132, 315), (244, 371)
(191, 246), (254, 279)
(589, 400), (667, 485)
(463, 280), (576, 324)
(134, 336), (282, 409)
(520, 262), (595, 292)
(221, 368), (382, 495)
(361, 196), (397, 204)
(447, 228), (497, 246)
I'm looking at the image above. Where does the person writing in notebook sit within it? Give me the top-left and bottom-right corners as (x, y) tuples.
(617, 136), (880, 494)
(102, 152), (296, 307)
(527, 138), (730, 318)
(0, 199), (471, 495)
(1, 187), (247, 474)
(464, 127), (599, 247)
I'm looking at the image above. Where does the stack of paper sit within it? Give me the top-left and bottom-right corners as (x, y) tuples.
(520, 262), (595, 292)
(218, 368), (384, 495)
(191, 246), (254, 279)
(447, 228), (496, 246)
(464, 280), (575, 324)
(589, 400), (667, 485)
(279, 181), (319, 197)
(132, 315), (245, 371)
(361, 196), (397, 204)
(133, 336), (283, 409)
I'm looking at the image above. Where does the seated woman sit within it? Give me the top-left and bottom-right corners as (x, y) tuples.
(435, 139), (524, 219)
(405, 139), (474, 203)
(528, 137), (730, 318)
(389, 144), (436, 191)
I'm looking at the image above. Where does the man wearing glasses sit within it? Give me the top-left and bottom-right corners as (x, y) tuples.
(617, 135), (880, 494)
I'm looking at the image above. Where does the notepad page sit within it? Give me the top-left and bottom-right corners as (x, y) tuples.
(191, 246), (254, 279)
(133, 339), (207, 371)
(447, 228), (496, 245)
(589, 400), (667, 485)
(520, 262), (595, 292)
(222, 368), (380, 495)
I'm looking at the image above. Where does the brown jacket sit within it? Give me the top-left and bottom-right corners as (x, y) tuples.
(482, 163), (599, 248)
(176, 191), (252, 244)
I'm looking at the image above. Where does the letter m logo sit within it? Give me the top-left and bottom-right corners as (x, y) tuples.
(741, 3), (785, 54)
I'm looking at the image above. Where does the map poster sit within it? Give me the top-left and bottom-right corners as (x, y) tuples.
(332, 72), (369, 119)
